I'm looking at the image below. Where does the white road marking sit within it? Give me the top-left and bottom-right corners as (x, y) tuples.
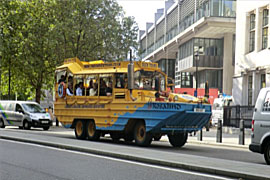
(0, 139), (234, 180)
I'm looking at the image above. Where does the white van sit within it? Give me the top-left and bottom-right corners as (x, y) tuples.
(212, 95), (234, 126)
(0, 101), (52, 130)
(249, 88), (270, 165)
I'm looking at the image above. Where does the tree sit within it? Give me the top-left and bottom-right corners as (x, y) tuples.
(0, 0), (139, 103)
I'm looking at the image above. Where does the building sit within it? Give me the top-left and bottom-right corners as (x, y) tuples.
(232, 1), (270, 106)
(139, 0), (236, 95)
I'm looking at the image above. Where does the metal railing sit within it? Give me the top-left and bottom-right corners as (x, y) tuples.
(223, 105), (254, 128)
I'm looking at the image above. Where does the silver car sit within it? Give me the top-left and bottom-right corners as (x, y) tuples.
(0, 101), (52, 130)
(249, 88), (270, 165)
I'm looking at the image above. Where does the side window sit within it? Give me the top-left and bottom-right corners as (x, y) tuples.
(85, 75), (98, 96)
(67, 73), (74, 96)
(115, 73), (126, 88)
(56, 70), (67, 84)
(263, 91), (270, 112)
(74, 75), (85, 96)
(6, 103), (14, 111)
(15, 104), (23, 112)
(99, 74), (113, 96)
(0, 103), (7, 111)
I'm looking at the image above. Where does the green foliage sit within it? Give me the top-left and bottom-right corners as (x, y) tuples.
(0, 0), (138, 102)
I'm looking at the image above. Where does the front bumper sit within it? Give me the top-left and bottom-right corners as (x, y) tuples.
(249, 143), (262, 154)
(32, 120), (52, 128)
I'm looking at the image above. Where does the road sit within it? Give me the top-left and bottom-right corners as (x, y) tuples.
(0, 139), (229, 180)
(2, 127), (265, 165)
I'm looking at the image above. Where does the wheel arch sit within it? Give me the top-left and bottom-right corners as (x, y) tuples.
(262, 135), (270, 153)
(124, 118), (145, 134)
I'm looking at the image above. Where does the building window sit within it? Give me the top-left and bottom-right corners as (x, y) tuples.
(181, 72), (192, 88)
(262, 9), (269, 50)
(261, 74), (266, 89)
(249, 13), (256, 52)
(248, 75), (253, 106)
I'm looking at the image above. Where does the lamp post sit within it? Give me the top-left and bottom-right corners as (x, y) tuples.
(194, 50), (199, 97)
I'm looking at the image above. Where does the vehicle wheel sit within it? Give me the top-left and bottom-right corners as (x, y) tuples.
(0, 119), (5, 128)
(134, 121), (152, 147)
(43, 126), (50, 131)
(264, 141), (270, 165)
(153, 134), (162, 141)
(74, 120), (86, 140)
(23, 120), (31, 130)
(110, 132), (121, 142)
(86, 120), (100, 141)
(168, 133), (188, 148)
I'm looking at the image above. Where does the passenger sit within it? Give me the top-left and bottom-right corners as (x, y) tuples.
(58, 75), (65, 84)
(116, 78), (123, 88)
(67, 82), (73, 96)
(99, 79), (107, 96)
(106, 82), (113, 96)
(76, 82), (83, 96)
(89, 83), (97, 96)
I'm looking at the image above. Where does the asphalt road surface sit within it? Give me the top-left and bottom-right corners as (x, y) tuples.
(3, 127), (265, 165)
(0, 139), (231, 180)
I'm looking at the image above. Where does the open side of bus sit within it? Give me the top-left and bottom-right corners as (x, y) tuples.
(54, 58), (211, 147)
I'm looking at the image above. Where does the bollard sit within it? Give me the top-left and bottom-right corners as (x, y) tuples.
(197, 129), (203, 141)
(239, 119), (245, 145)
(56, 118), (59, 127)
(216, 119), (222, 143)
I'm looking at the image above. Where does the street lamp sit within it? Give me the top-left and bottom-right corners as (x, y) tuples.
(194, 50), (199, 97)
(194, 46), (203, 97)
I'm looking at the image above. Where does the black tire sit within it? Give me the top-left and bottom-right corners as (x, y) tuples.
(134, 121), (152, 147)
(153, 134), (162, 141)
(74, 120), (86, 140)
(86, 120), (100, 141)
(43, 126), (50, 131)
(264, 141), (270, 165)
(23, 120), (31, 130)
(0, 119), (5, 128)
(168, 133), (188, 148)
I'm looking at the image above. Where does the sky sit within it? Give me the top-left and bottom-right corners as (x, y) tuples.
(117, 0), (166, 30)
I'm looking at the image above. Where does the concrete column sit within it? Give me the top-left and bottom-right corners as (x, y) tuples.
(255, 8), (262, 52)
(252, 71), (260, 105)
(266, 73), (270, 87)
(223, 33), (234, 95)
(232, 76), (243, 105)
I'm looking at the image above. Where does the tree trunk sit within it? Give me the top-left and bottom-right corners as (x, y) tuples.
(35, 87), (41, 104)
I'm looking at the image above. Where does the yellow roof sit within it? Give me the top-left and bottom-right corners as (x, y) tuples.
(56, 57), (160, 75)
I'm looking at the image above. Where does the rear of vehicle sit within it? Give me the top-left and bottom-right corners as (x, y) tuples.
(249, 88), (270, 165)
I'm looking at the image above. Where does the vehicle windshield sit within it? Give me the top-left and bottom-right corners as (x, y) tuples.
(134, 70), (165, 91)
(22, 103), (46, 113)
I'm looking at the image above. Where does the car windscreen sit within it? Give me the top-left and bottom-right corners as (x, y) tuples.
(22, 103), (46, 113)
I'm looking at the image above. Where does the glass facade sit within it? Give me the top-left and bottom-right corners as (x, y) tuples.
(158, 59), (175, 79)
(211, 0), (236, 17)
(249, 13), (256, 52)
(140, 0), (236, 59)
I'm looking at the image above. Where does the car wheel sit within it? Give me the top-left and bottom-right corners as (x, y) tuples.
(43, 126), (50, 131)
(134, 121), (152, 147)
(264, 141), (270, 165)
(74, 120), (86, 140)
(86, 120), (100, 141)
(23, 120), (31, 130)
(168, 133), (188, 148)
(0, 119), (5, 128)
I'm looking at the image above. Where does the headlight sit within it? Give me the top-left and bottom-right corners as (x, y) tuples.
(174, 96), (179, 101)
